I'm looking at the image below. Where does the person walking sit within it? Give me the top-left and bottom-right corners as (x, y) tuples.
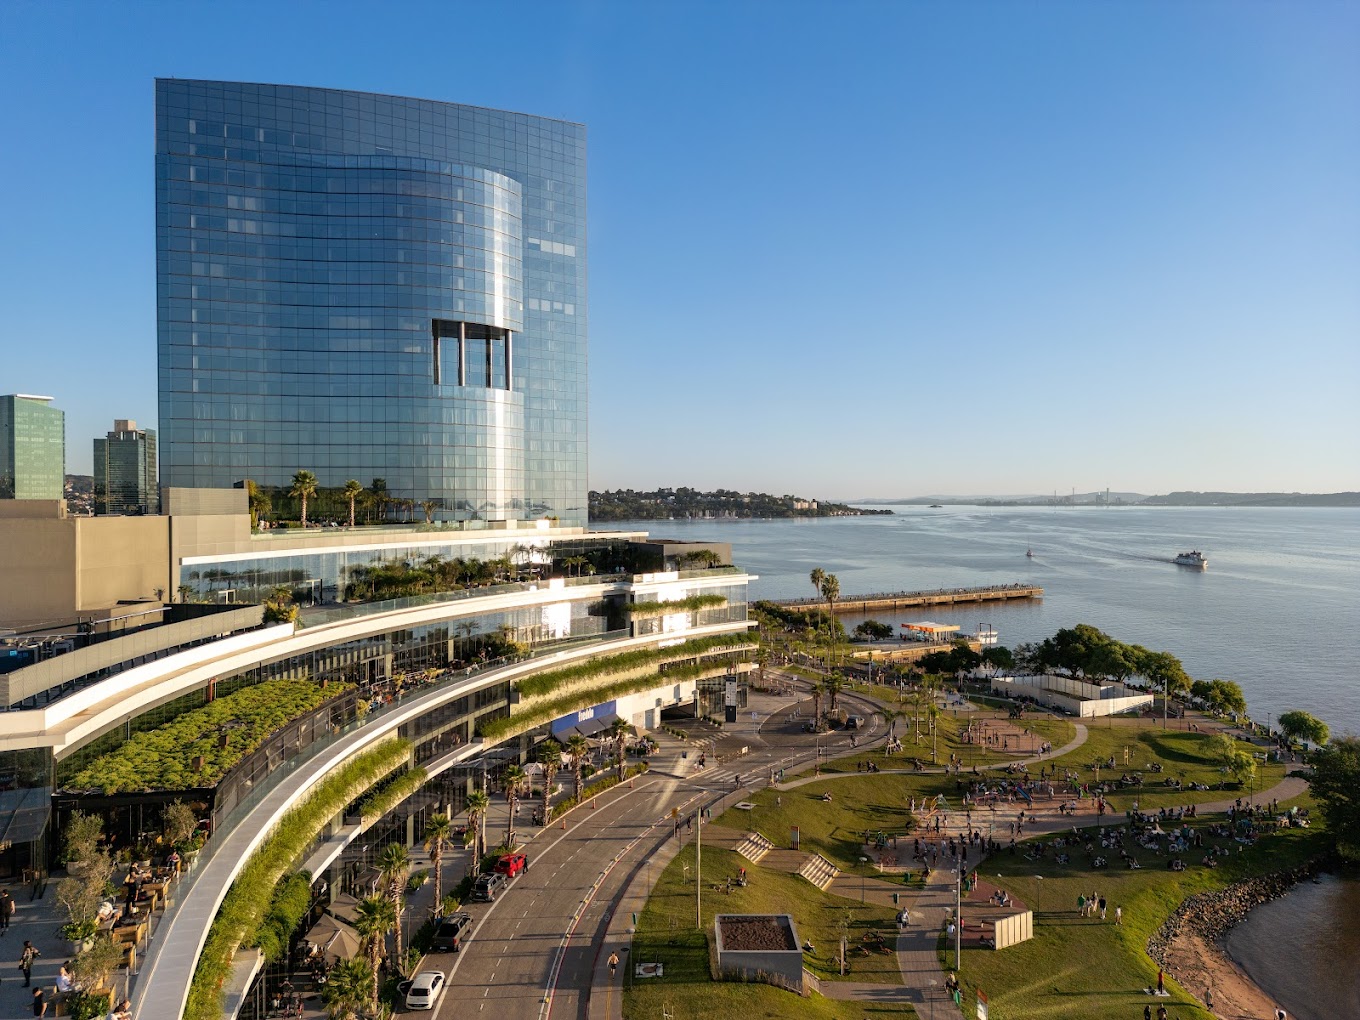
(607, 951), (619, 979)
(1098, 895), (1107, 921)
(0, 889), (13, 933)
(19, 940), (39, 987)
(1115, 905), (1123, 925)
(30, 988), (46, 1018)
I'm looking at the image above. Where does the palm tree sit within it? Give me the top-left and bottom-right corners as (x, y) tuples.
(342, 479), (363, 527)
(322, 957), (375, 1020)
(566, 734), (590, 801)
(502, 764), (527, 846)
(353, 894), (396, 1015)
(289, 469), (319, 526)
(377, 843), (411, 975)
(537, 739), (562, 823)
(809, 568), (826, 662)
(606, 718), (635, 781)
(465, 790), (490, 871)
(811, 686), (823, 729)
(369, 478), (389, 523)
(823, 671), (845, 714)
(423, 814), (455, 917)
(819, 572), (841, 669)
(422, 500), (437, 524)
(756, 647), (770, 687)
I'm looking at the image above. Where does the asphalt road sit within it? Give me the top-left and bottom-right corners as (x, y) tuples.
(427, 675), (880, 1020)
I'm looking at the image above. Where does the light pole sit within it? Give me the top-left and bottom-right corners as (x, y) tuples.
(955, 867), (962, 971)
(1033, 875), (1043, 920)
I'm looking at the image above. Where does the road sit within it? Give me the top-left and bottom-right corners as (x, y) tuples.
(430, 675), (873, 1020)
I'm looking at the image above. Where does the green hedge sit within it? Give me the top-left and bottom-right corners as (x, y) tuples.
(479, 654), (749, 743)
(65, 678), (349, 794)
(513, 635), (754, 700)
(185, 738), (411, 1020)
(358, 766), (429, 829)
(623, 594), (728, 617)
(250, 871), (312, 962)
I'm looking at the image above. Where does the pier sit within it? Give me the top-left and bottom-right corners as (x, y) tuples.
(770, 583), (1043, 615)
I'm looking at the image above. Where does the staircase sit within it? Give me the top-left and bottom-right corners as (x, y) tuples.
(797, 852), (841, 891)
(734, 831), (775, 864)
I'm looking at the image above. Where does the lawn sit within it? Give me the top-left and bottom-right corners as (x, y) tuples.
(945, 821), (1327, 1019)
(725, 773), (961, 877)
(624, 843), (916, 1020)
(1045, 719), (1287, 810)
(821, 710), (1077, 774)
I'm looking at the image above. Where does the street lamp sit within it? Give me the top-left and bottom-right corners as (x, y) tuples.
(954, 867), (963, 970)
(1033, 875), (1043, 919)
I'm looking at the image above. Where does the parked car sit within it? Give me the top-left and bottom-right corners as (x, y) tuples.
(404, 970), (446, 1010)
(494, 853), (529, 878)
(431, 911), (473, 952)
(471, 871), (508, 902)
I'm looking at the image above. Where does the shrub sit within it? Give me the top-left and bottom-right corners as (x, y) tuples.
(185, 738), (410, 1020)
(623, 594), (728, 617)
(64, 678), (349, 794)
(357, 766), (428, 829)
(251, 871), (313, 963)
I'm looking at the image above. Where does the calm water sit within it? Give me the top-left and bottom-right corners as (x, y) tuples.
(601, 505), (1360, 1010)
(1223, 872), (1360, 1019)
(603, 505), (1360, 734)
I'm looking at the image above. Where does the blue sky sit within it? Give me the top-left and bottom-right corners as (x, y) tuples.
(1, 1), (1356, 497)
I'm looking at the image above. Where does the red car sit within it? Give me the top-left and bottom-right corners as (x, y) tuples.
(494, 853), (529, 878)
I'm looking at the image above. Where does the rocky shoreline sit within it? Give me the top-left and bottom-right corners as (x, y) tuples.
(1148, 862), (1321, 1015)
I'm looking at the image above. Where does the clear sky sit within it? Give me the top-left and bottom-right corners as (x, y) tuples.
(1, 1), (1356, 498)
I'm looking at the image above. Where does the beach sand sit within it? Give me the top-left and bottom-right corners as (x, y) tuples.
(1164, 928), (1281, 1020)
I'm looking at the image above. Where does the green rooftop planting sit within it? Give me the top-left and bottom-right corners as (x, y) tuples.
(623, 594), (728, 617)
(185, 738), (410, 1020)
(357, 766), (429, 830)
(513, 634), (754, 701)
(63, 678), (349, 794)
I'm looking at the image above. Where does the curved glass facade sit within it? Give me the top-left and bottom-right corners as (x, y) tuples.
(156, 81), (587, 524)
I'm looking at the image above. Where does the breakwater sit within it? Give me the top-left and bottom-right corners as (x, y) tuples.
(771, 583), (1043, 615)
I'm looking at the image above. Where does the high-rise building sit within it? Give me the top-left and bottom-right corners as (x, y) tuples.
(0, 394), (65, 500)
(93, 419), (159, 515)
(155, 81), (588, 525)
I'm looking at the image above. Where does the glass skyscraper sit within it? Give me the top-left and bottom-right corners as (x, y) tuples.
(0, 394), (65, 501)
(93, 419), (159, 515)
(155, 81), (587, 525)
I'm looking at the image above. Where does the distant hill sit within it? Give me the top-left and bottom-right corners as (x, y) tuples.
(854, 492), (1146, 506)
(589, 487), (894, 521)
(1140, 491), (1360, 507)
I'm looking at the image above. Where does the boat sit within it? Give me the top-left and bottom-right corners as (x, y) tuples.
(1026, 547), (1034, 558)
(1173, 551), (1207, 568)
(929, 504), (943, 509)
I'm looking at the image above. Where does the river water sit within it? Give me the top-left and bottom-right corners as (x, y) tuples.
(1223, 872), (1360, 1019)
(601, 504), (1360, 1016)
(602, 505), (1360, 734)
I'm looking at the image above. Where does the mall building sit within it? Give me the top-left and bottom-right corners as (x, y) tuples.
(0, 83), (755, 1020)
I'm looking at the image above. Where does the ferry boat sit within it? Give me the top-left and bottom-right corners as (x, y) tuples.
(1173, 551), (1207, 568)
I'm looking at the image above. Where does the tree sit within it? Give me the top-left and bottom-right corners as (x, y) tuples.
(1278, 709), (1329, 748)
(162, 800), (198, 848)
(62, 811), (104, 865)
(422, 500), (437, 524)
(502, 764), (527, 846)
(882, 709), (905, 755)
(353, 895), (396, 1015)
(369, 478), (389, 522)
(606, 718), (636, 781)
(819, 573), (841, 669)
(853, 620), (894, 641)
(537, 739), (562, 822)
(289, 470), (319, 526)
(1200, 679), (1248, 718)
(566, 734), (590, 801)
(981, 646), (1015, 672)
(1210, 733), (1256, 787)
(342, 479), (364, 528)
(821, 672), (845, 714)
(1309, 736), (1360, 862)
(423, 814), (454, 917)
(322, 957), (375, 1020)
(244, 478), (272, 526)
(465, 790), (490, 873)
(1137, 649), (1191, 722)
(918, 650), (954, 675)
(377, 843), (410, 975)
(947, 641), (982, 676)
(809, 568), (826, 664)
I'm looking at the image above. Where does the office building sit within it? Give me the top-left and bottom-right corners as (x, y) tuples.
(0, 394), (65, 500)
(93, 419), (159, 515)
(155, 81), (588, 525)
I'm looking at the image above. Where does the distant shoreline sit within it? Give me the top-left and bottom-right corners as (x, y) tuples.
(852, 492), (1360, 509)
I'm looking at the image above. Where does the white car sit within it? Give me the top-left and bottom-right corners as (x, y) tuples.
(404, 970), (446, 1011)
